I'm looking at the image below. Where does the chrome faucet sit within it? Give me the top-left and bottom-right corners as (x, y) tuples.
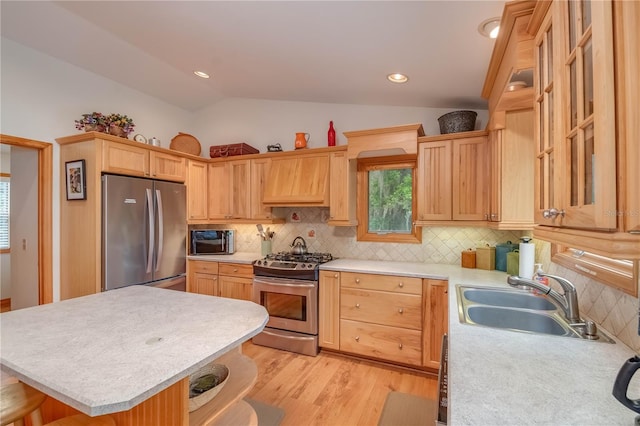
(507, 272), (581, 323)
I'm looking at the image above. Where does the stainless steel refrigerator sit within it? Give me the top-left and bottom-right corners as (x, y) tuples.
(102, 174), (186, 291)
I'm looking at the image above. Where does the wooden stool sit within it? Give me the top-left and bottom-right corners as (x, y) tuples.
(44, 414), (116, 426)
(0, 382), (46, 426)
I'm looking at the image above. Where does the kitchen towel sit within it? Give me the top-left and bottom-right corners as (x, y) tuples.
(519, 241), (535, 279)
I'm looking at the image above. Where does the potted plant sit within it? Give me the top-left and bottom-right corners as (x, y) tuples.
(75, 112), (107, 133)
(106, 113), (135, 138)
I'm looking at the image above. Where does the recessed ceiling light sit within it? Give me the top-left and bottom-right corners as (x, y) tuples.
(387, 73), (409, 84)
(194, 71), (210, 79)
(478, 17), (501, 39)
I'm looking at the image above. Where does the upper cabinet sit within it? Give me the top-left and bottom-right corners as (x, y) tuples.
(103, 140), (186, 182)
(263, 150), (331, 206)
(530, 0), (640, 258)
(328, 147), (357, 226)
(535, 0), (616, 230)
(416, 131), (489, 224)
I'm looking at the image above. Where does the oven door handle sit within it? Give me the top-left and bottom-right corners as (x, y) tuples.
(253, 276), (317, 289)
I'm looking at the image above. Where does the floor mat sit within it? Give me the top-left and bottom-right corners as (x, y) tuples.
(377, 391), (438, 426)
(244, 397), (285, 426)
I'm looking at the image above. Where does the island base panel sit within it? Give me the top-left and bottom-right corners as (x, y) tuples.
(40, 378), (189, 426)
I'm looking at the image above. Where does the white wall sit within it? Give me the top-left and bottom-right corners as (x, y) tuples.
(1, 38), (194, 300)
(10, 147), (39, 309)
(191, 98), (489, 154)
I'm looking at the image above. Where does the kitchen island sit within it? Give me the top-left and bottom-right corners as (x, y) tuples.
(320, 260), (639, 425)
(0, 285), (268, 425)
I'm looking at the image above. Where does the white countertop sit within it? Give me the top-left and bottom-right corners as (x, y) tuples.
(320, 259), (639, 425)
(0, 286), (268, 416)
(187, 251), (260, 264)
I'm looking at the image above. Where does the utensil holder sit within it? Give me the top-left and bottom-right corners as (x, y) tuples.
(261, 240), (272, 256)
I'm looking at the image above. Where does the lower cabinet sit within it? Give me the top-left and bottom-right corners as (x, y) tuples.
(188, 260), (253, 302)
(319, 270), (449, 369)
(218, 263), (254, 301)
(188, 260), (219, 296)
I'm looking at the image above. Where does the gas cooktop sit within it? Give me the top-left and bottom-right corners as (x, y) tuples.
(253, 252), (334, 280)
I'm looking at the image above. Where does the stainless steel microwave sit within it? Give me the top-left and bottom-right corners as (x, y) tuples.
(190, 230), (235, 255)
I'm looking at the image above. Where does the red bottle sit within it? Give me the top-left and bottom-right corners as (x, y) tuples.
(328, 121), (336, 146)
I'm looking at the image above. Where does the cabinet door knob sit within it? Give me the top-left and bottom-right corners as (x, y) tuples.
(398, 308), (404, 314)
(398, 282), (404, 288)
(355, 278), (360, 284)
(334, 273), (339, 278)
(355, 303), (360, 309)
(543, 208), (565, 219)
(355, 336), (360, 342)
(398, 342), (403, 349)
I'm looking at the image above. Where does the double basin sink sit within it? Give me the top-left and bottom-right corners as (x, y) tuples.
(456, 285), (614, 343)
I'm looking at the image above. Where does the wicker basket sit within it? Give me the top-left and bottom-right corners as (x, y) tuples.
(437, 110), (477, 134)
(188, 363), (229, 412)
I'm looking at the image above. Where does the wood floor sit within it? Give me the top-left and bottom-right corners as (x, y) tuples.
(243, 341), (438, 426)
(0, 342), (438, 426)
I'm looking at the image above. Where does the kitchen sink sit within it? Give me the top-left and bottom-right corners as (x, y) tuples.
(466, 305), (577, 337)
(462, 287), (557, 311)
(456, 285), (614, 342)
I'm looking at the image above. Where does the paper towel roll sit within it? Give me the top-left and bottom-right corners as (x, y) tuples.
(519, 242), (535, 279)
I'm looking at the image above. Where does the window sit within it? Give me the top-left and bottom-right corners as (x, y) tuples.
(356, 155), (421, 243)
(0, 174), (9, 252)
(552, 245), (638, 297)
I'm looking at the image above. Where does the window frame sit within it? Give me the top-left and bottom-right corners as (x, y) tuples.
(552, 244), (638, 297)
(356, 155), (421, 244)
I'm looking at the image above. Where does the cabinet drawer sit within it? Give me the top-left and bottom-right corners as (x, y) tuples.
(189, 260), (218, 274)
(340, 288), (422, 330)
(340, 272), (421, 295)
(219, 263), (254, 278)
(339, 319), (422, 366)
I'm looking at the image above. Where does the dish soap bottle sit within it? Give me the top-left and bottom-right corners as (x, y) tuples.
(328, 121), (336, 146)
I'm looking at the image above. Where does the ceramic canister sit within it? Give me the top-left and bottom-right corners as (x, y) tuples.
(495, 241), (518, 272)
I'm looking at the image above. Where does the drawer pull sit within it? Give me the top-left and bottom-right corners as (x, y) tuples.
(398, 342), (403, 350)
(398, 308), (404, 314)
(398, 282), (404, 288)
(355, 303), (360, 309)
(355, 278), (361, 284)
(355, 336), (360, 342)
(233, 268), (238, 272)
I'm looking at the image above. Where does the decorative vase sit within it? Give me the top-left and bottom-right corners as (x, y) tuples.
(109, 124), (127, 138)
(328, 121), (336, 146)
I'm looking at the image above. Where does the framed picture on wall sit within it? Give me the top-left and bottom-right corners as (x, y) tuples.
(65, 159), (86, 200)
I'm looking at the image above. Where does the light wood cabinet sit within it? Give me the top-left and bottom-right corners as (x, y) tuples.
(318, 271), (340, 350)
(218, 263), (253, 301)
(529, 0), (640, 258)
(328, 148), (357, 226)
(423, 279), (448, 369)
(319, 270), (447, 369)
(187, 260), (219, 296)
(535, 0), (616, 230)
(250, 157), (275, 220)
(416, 131), (489, 224)
(208, 160), (251, 221)
(262, 152), (330, 206)
(188, 261), (253, 301)
(186, 159), (209, 222)
(487, 110), (535, 229)
(103, 140), (186, 182)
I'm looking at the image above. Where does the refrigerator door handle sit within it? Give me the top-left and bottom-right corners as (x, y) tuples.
(155, 189), (164, 272)
(146, 188), (154, 274)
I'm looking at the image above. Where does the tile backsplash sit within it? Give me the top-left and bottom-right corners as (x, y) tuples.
(225, 207), (640, 352)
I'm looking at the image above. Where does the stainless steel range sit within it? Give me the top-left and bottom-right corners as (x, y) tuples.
(252, 251), (333, 356)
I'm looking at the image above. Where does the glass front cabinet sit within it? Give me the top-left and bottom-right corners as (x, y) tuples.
(534, 0), (616, 230)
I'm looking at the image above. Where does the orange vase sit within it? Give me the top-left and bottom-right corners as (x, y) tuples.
(295, 132), (310, 149)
